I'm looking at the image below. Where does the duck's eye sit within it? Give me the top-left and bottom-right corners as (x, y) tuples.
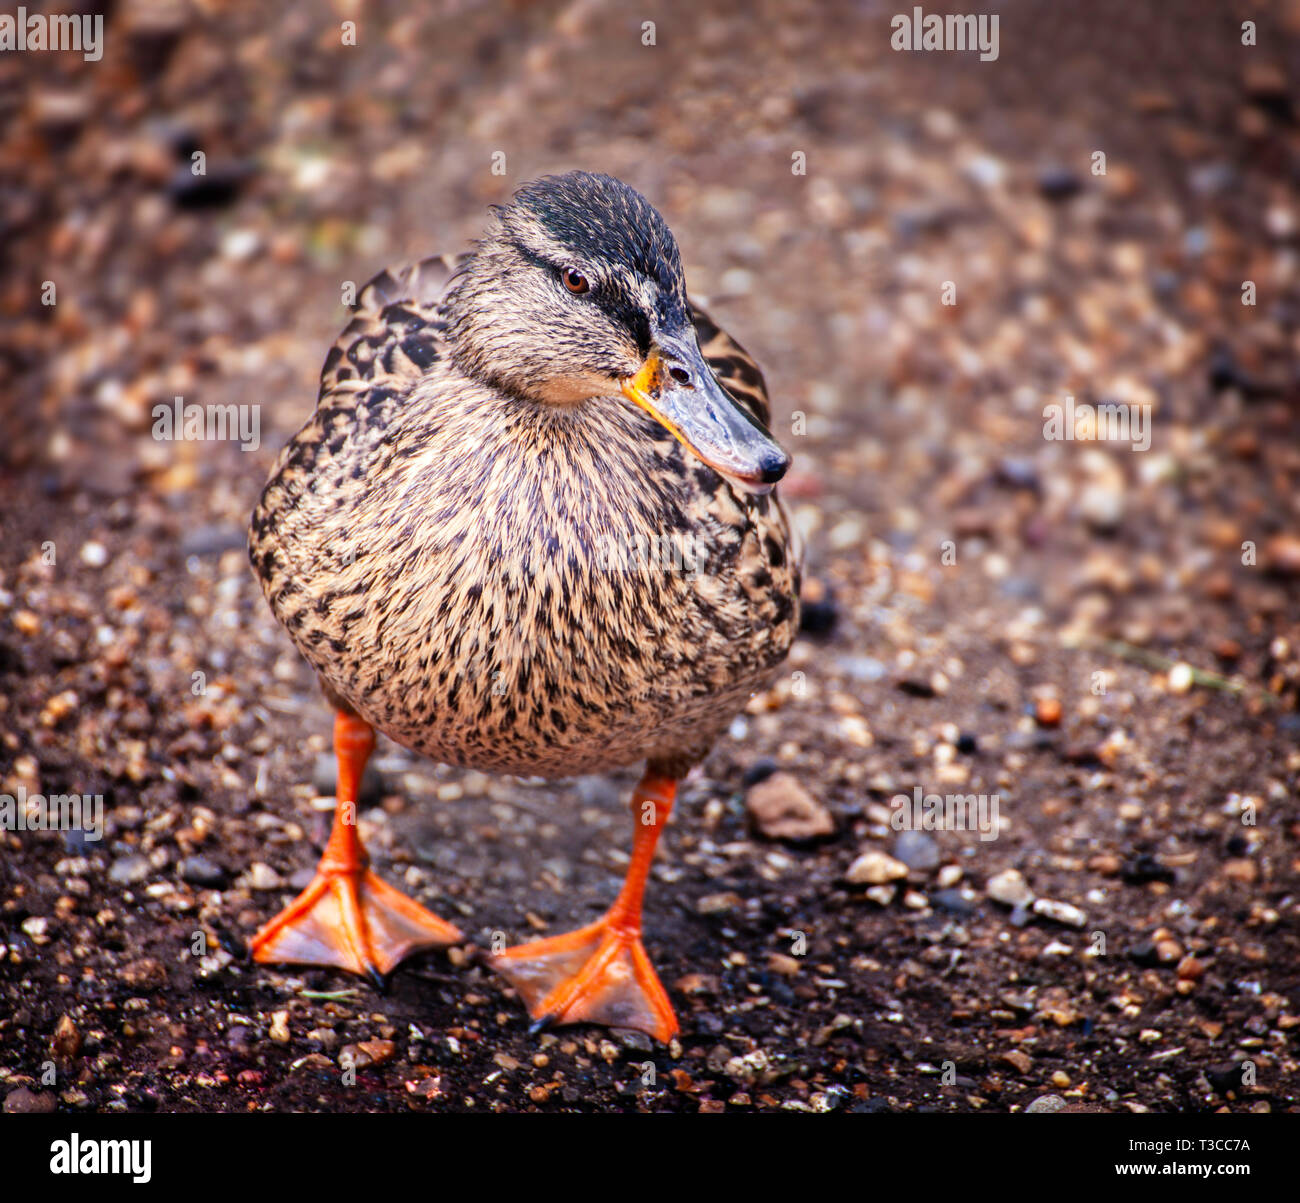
(561, 267), (589, 295)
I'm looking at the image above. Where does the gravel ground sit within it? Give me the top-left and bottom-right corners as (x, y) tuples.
(2, 0), (1299, 1113)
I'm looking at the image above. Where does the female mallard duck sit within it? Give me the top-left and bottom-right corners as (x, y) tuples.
(248, 171), (800, 1041)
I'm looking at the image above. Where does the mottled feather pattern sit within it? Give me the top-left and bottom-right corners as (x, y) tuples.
(251, 255), (799, 780)
(689, 304), (771, 429)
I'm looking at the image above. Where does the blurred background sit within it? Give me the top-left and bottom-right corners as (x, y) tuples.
(1, 0), (1298, 1113)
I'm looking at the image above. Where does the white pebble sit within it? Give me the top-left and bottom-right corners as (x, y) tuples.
(847, 850), (908, 885)
(1032, 898), (1088, 928)
(986, 868), (1033, 907)
(1167, 662), (1194, 694)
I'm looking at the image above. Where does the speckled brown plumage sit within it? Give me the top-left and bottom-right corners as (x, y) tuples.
(249, 174), (800, 783)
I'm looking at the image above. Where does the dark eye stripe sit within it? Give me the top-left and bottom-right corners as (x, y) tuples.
(512, 240), (651, 354)
(604, 296), (652, 356)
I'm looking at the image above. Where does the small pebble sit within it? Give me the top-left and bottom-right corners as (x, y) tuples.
(1154, 938), (1184, 963)
(1222, 858), (1257, 884)
(1087, 854), (1122, 876)
(696, 892), (743, 916)
(986, 868), (1034, 907)
(1080, 482), (1124, 533)
(51, 1014), (81, 1061)
(178, 855), (225, 887)
(931, 887), (978, 915)
(4, 1088), (57, 1114)
(1037, 166), (1082, 201)
(343, 1039), (395, 1067)
(1025, 1094), (1067, 1114)
(119, 958), (165, 989)
(723, 1050), (772, 1086)
(1264, 534), (1300, 576)
(244, 862), (284, 891)
(1167, 663), (1194, 694)
(745, 772), (834, 841)
(1034, 697), (1062, 727)
(846, 850), (908, 885)
(1032, 898), (1088, 928)
(39, 691), (79, 727)
(1176, 956), (1206, 982)
(108, 855), (151, 885)
(893, 830), (940, 872)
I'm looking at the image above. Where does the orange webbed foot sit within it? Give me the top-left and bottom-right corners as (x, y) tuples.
(486, 917), (678, 1042)
(487, 769), (681, 1043)
(250, 710), (461, 983)
(250, 865), (462, 982)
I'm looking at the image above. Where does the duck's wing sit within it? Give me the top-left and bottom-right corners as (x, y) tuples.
(318, 252), (468, 402)
(690, 302), (804, 584)
(251, 254), (466, 573)
(690, 302), (772, 430)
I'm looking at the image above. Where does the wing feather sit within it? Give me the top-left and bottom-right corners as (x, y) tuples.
(690, 302), (772, 430)
(317, 252), (467, 402)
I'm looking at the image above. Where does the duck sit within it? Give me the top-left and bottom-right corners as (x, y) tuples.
(246, 171), (800, 1042)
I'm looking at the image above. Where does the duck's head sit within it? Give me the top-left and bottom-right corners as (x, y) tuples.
(445, 171), (789, 493)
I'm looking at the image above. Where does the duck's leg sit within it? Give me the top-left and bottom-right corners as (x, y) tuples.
(250, 711), (462, 983)
(487, 769), (679, 1042)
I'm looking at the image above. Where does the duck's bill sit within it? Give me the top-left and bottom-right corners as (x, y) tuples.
(620, 333), (790, 495)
